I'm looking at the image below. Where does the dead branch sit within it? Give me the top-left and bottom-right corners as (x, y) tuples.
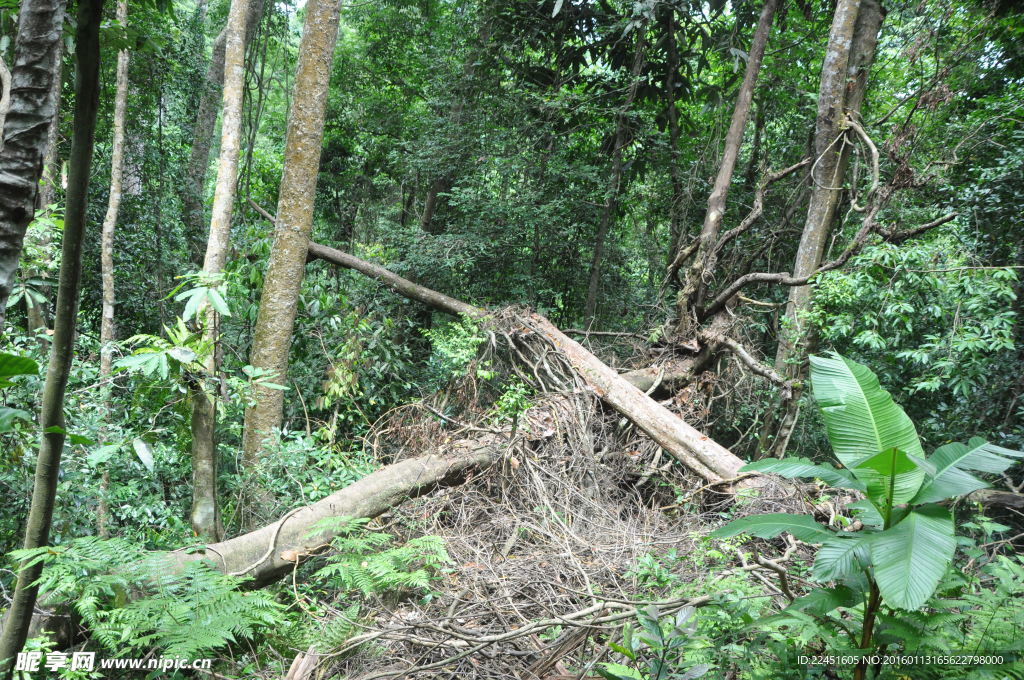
(704, 331), (792, 399)
(884, 212), (956, 245)
(712, 158), (811, 255)
(173, 441), (501, 587)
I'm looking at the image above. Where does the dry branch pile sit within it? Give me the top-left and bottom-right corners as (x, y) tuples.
(277, 310), (803, 680)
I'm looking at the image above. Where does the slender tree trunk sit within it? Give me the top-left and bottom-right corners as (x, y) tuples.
(0, 56), (11, 149)
(764, 0), (883, 457)
(663, 8), (686, 269)
(672, 0), (779, 335)
(0, 0), (104, 672)
(0, 0), (66, 327)
(240, 0), (343, 467)
(183, 0), (265, 264)
(38, 55), (63, 214)
(189, 0), (255, 541)
(96, 0), (130, 539)
(583, 33), (647, 327)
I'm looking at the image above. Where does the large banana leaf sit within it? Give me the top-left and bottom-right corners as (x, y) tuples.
(869, 504), (956, 610)
(809, 353), (925, 469)
(710, 514), (834, 543)
(912, 437), (1024, 504)
(812, 535), (871, 582)
(853, 447), (926, 512)
(741, 457), (866, 491)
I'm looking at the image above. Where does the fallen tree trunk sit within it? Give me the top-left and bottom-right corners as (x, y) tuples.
(175, 437), (501, 587)
(307, 241), (748, 483)
(520, 313), (744, 482)
(306, 242), (693, 391)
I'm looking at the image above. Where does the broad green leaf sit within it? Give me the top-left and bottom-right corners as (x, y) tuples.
(853, 447), (925, 509)
(812, 536), (871, 581)
(710, 514), (833, 543)
(809, 353), (924, 469)
(741, 457), (866, 491)
(87, 444), (119, 466)
(679, 665), (711, 680)
(869, 505), (955, 610)
(596, 663), (643, 680)
(181, 288), (205, 322)
(913, 438), (1024, 504)
(207, 287), (231, 317)
(0, 407), (32, 431)
(847, 499), (884, 528)
(167, 347), (197, 364)
(0, 352), (38, 387)
(786, 585), (859, 615)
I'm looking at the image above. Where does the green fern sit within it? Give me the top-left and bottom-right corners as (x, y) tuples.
(308, 517), (451, 597)
(10, 536), (283, 658)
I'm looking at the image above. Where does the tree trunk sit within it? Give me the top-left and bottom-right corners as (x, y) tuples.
(0, 0), (104, 672)
(0, 0), (65, 327)
(182, 0), (265, 264)
(672, 0), (779, 335)
(765, 0), (883, 457)
(239, 0), (343, 467)
(663, 7), (686, 270)
(178, 441), (499, 587)
(189, 0), (255, 541)
(96, 0), (130, 539)
(583, 33), (647, 327)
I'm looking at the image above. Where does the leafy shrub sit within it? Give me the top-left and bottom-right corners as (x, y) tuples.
(714, 352), (1023, 677)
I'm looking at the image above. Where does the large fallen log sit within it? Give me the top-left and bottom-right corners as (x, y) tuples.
(175, 437), (501, 587)
(306, 242), (748, 483)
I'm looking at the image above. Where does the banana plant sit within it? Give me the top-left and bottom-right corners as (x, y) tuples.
(711, 352), (1022, 676)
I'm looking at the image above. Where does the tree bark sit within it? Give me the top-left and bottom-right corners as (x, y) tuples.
(583, 33), (646, 328)
(773, 0), (882, 375)
(0, 0), (104, 672)
(0, 0), (66, 327)
(672, 0), (779, 335)
(22, 54), (63, 338)
(189, 0), (255, 541)
(764, 0), (883, 457)
(96, 0), (130, 539)
(239, 0), (343, 466)
(182, 0), (265, 263)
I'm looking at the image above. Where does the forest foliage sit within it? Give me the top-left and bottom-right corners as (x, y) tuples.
(1, 0), (1023, 677)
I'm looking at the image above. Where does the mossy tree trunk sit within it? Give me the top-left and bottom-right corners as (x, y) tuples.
(240, 0), (344, 468)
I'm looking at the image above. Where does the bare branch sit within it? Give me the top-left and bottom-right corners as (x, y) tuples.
(884, 212), (956, 244)
(713, 158), (811, 254)
(705, 331), (792, 398)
